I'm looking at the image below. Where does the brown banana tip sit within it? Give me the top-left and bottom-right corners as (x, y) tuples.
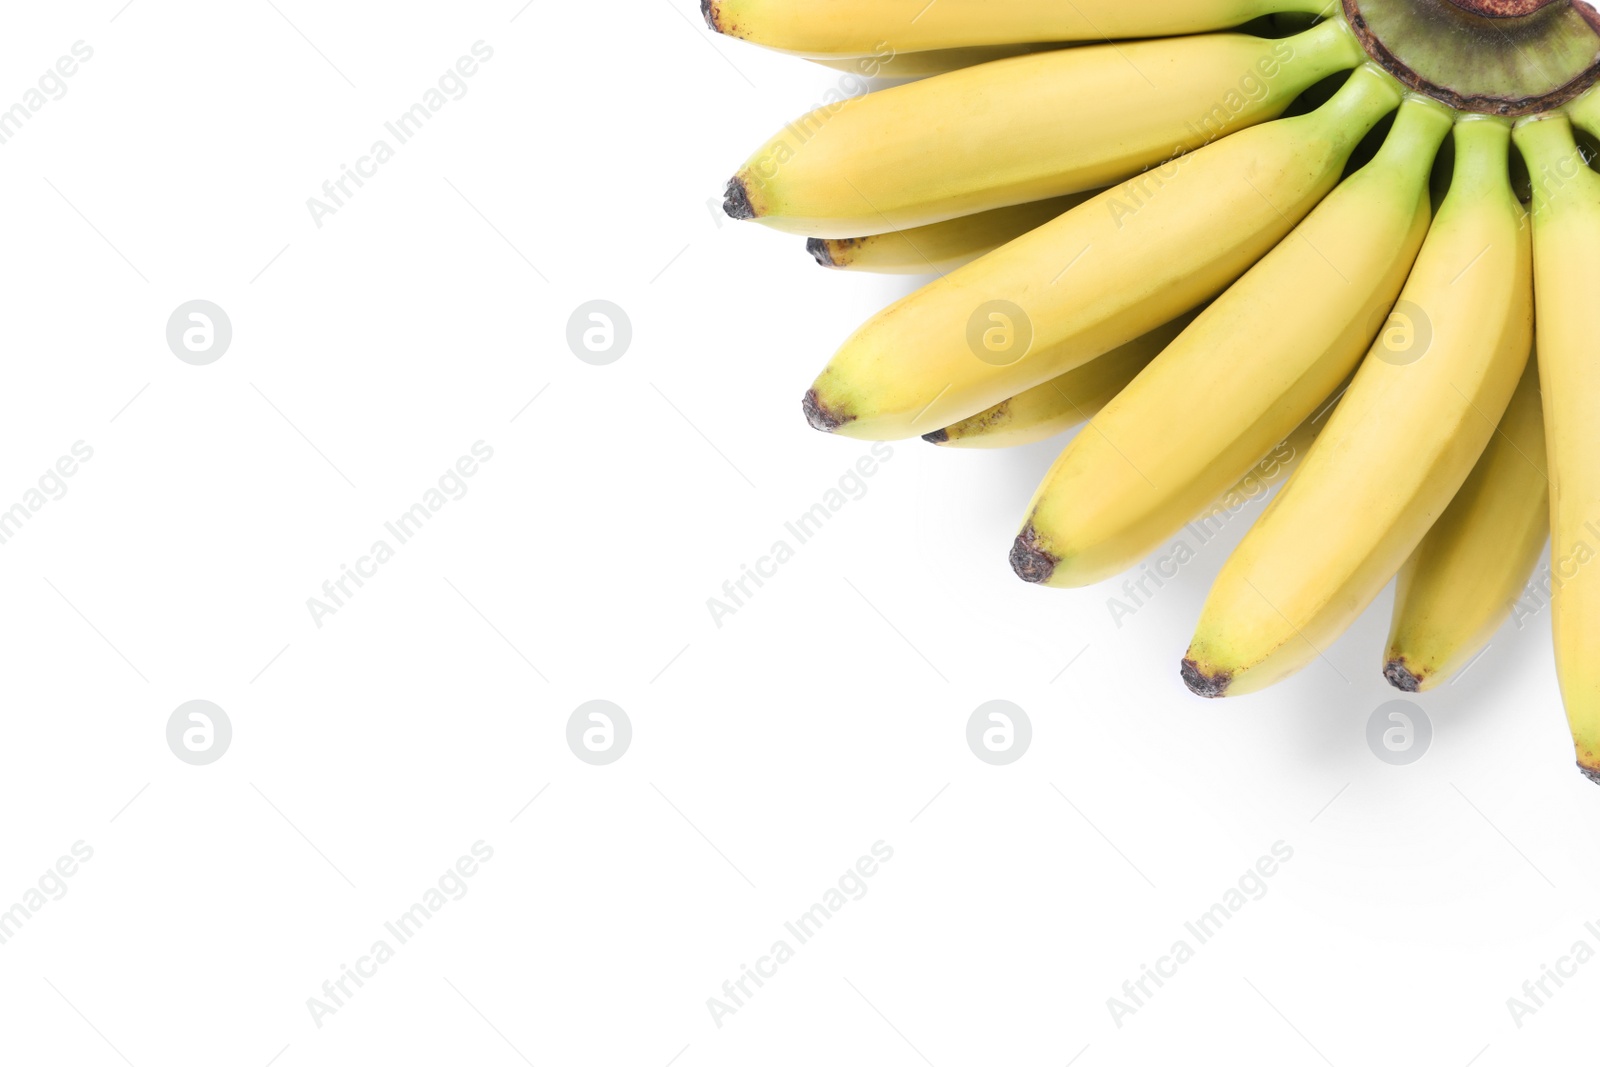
(1181, 658), (1231, 699)
(700, 0), (720, 32)
(921, 428), (950, 444)
(1383, 658), (1423, 692)
(723, 176), (756, 220)
(1009, 525), (1057, 584)
(806, 238), (836, 267)
(802, 388), (850, 432)
(1580, 763), (1600, 787)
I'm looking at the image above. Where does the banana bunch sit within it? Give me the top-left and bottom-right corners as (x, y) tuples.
(711, 0), (1600, 781)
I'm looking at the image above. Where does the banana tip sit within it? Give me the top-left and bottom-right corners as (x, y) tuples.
(1181, 658), (1231, 699)
(1009, 525), (1057, 584)
(802, 388), (850, 433)
(807, 237), (838, 268)
(700, 0), (721, 33)
(921, 428), (950, 444)
(723, 176), (756, 220)
(1383, 658), (1423, 692)
(1580, 763), (1600, 787)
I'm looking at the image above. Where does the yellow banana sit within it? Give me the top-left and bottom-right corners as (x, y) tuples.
(803, 65), (1402, 441)
(1010, 95), (1451, 587)
(1513, 111), (1600, 781)
(725, 20), (1364, 236)
(925, 312), (1199, 449)
(1383, 358), (1549, 692)
(1183, 117), (1534, 699)
(704, 0), (1327, 57)
(807, 44), (1068, 78)
(807, 195), (1092, 275)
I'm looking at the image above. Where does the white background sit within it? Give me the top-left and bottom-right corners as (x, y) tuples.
(0, 2), (1590, 1065)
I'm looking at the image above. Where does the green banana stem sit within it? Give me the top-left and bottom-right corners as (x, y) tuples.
(1449, 115), (1516, 200)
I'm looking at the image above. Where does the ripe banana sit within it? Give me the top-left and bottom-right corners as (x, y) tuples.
(807, 44), (1067, 78)
(802, 64), (1402, 441)
(1010, 95), (1451, 588)
(925, 312), (1199, 449)
(1183, 116), (1534, 699)
(724, 20), (1363, 237)
(704, 0), (1326, 57)
(1513, 112), (1600, 781)
(1384, 357), (1549, 692)
(807, 195), (1092, 275)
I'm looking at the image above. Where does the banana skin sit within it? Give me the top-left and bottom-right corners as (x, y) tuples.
(703, 0), (1327, 56)
(807, 195), (1094, 275)
(800, 65), (1403, 442)
(723, 21), (1363, 237)
(1383, 357), (1549, 692)
(1011, 94), (1452, 589)
(1182, 117), (1533, 699)
(1515, 112), (1600, 782)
